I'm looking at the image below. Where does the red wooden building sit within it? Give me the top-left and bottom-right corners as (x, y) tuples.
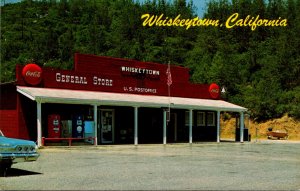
(0, 53), (247, 147)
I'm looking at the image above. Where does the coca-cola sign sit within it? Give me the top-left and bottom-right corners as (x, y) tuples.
(22, 63), (42, 85)
(209, 83), (220, 99)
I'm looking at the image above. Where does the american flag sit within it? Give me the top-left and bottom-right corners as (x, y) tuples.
(166, 66), (172, 86)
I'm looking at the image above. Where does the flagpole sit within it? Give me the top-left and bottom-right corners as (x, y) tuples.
(167, 61), (171, 123)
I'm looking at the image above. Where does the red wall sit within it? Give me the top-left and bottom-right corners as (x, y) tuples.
(0, 83), (19, 138)
(18, 94), (37, 140)
(74, 54), (191, 84)
(0, 110), (18, 138)
(16, 53), (219, 99)
(0, 83), (36, 140)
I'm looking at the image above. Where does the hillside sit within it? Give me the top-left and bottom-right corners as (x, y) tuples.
(1, 0), (300, 121)
(221, 114), (300, 141)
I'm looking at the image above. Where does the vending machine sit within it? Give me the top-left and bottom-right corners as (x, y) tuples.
(48, 114), (61, 140)
(72, 115), (84, 138)
(84, 120), (95, 144)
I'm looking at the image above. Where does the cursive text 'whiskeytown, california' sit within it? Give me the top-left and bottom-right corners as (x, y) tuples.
(141, 13), (287, 31)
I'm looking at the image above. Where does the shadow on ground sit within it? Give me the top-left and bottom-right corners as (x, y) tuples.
(4, 168), (42, 177)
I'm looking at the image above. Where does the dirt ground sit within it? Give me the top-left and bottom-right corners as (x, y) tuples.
(2, 143), (300, 190)
(220, 114), (300, 140)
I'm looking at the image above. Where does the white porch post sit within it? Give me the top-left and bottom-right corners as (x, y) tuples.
(240, 112), (244, 143)
(37, 101), (42, 147)
(189, 109), (193, 144)
(217, 111), (220, 143)
(163, 109), (167, 145)
(134, 107), (138, 145)
(93, 105), (98, 146)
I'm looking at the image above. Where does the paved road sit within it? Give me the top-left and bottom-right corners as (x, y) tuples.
(1, 142), (300, 190)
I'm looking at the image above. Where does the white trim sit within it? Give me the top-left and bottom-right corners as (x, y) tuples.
(93, 105), (98, 146)
(189, 109), (193, 144)
(37, 102), (42, 147)
(17, 87), (35, 101)
(240, 112), (244, 143)
(163, 110), (167, 145)
(217, 111), (220, 143)
(134, 107), (138, 145)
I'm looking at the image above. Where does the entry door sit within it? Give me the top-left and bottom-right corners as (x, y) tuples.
(168, 113), (177, 142)
(172, 113), (177, 142)
(100, 109), (114, 144)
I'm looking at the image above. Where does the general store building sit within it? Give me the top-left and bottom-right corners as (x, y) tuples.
(0, 53), (248, 147)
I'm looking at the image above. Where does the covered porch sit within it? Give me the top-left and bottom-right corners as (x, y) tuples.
(17, 86), (247, 147)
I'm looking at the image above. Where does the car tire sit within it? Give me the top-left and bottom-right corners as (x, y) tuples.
(0, 162), (12, 177)
(0, 167), (7, 177)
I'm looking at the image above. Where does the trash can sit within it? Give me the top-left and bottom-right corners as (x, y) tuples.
(236, 128), (251, 142)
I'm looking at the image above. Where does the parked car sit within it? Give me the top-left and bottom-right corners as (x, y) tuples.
(0, 130), (39, 176)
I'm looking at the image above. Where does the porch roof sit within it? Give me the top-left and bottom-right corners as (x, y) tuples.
(17, 86), (247, 112)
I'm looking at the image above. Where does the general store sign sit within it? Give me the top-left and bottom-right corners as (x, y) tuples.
(55, 72), (113, 87)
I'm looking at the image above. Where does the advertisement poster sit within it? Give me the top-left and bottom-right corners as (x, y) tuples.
(0, 0), (299, 190)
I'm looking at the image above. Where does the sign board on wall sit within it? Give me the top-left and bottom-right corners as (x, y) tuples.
(16, 53), (220, 99)
(22, 63), (42, 86)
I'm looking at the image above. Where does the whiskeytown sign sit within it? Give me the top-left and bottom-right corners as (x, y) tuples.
(121, 66), (160, 77)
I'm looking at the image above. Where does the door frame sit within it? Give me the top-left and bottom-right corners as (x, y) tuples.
(99, 109), (115, 144)
(171, 113), (178, 142)
(167, 113), (178, 142)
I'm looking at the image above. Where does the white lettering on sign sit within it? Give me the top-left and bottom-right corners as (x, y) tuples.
(55, 73), (114, 87)
(93, 76), (113, 86)
(123, 86), (157, 94)
(26, 71), (41, 78)
(56, 73), (88, 84)
(121, 66), (160, 76)
(210, 89), (219, 93)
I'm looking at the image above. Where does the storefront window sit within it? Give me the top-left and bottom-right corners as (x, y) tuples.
(207, 112), (215, 126)
(197, 112), (205, 126)
(185, 111), (189, 126)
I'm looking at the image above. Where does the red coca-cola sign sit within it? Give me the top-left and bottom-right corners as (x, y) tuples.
(22, 63), (42, 85)
(209, 83), (220, 99)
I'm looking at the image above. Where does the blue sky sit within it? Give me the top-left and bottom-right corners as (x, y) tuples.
(192, 0), (207, 17)
(137, 0), (207, 17)
(1, 0), (207, 16)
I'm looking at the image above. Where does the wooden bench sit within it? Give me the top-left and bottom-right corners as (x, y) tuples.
(42, 137), (96, 146)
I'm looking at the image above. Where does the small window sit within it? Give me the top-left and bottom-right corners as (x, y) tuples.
(185, 111), (189, 126)
(197, 112), (205, 126)
(207, 112), (215, 126)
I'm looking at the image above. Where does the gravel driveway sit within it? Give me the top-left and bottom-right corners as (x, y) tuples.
(1, 141), (300, 190)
